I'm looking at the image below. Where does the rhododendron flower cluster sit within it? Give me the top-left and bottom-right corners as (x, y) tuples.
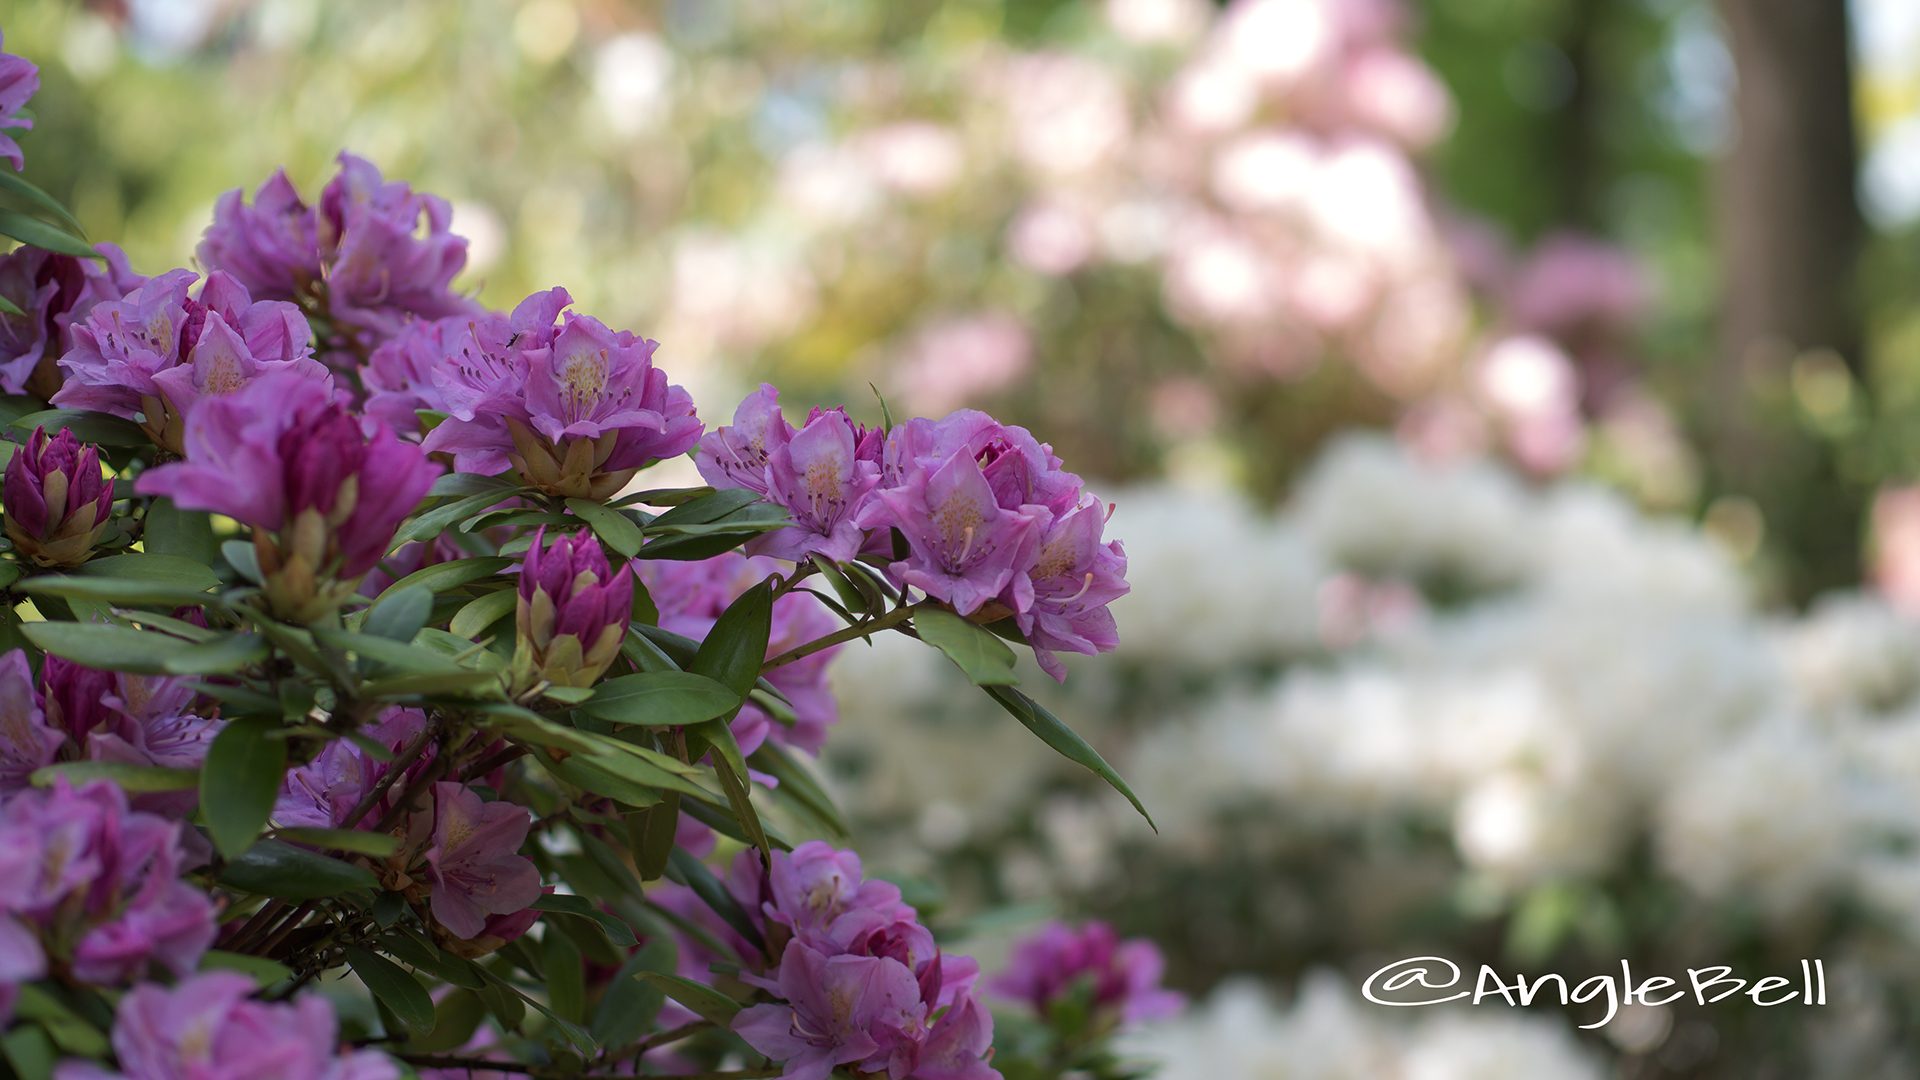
(0, 31), (1153, 1080)
(993, 921), (1184, 1027)
(729, 843), (999, 1080)
(56, 972), (397, 1080)
(700, 392), (1129, 679)
(200, 152), (475, 344)
(0, 780), (215, 988)
(56, 269), (326, 452)
(0, 242), (143, 398)
(416, 287), (702, 498)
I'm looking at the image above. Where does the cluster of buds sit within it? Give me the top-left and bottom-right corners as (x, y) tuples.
(135, 374), (438, 623)
(508, 526), (633, 697)
(3, 426), (115, 567)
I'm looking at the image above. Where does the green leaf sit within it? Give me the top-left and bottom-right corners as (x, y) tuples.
(218, 840), (379, 899)
(8, 407), (144, 445)
(472, 702), (601, 754)
(0, 292), (20, 317)
(162, 633), (268, 675)
(449, 587), (518, 640)
(383, 932), (487, 990)
(363, 585), (433, 642)
(578, 670), (740, 727)
(690, 580), (772, 698)
(539, 753), (665, 809)
(11, 985), (108, 1057)
(0, 209), (99, 259)
(376, 556), (513, 597)
(984, 686), (1155, 830)
(636, 973), (741, 1027)
(648, 488), (763, 527)
(222, 538), (263, 584)
(397, 491), (512, 544)
(751, 742), (850, 844)
(530, 893), (640, 948)
(345, 947), (436, 1036)
(78, 552), (222, 591)
(273, 827), (401, 858)
(590, 945), (670, 1048)
(22, 621), (193, 673)
(17, 575), (214, 608)
(544, 926), (587, 1023)
(405, 989), (489, 1055)
(31, 760), (196, 792)
(0, 170), (87, 236)
(203, 717), (288, 858)
(140, 498), (219, 564)
(312, 628), (468, 674)
(2, 1024), (56, 1080)
(565, 499), (645, 558)
(428, 472), (522, 499)
(913, 607), (1020, 685)
(361, 669), (503, 698)
(637, 796), (681, 881)
(198, 950), (294, 987)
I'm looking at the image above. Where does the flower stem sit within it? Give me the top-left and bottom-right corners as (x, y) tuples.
(760, 602), (920, 670)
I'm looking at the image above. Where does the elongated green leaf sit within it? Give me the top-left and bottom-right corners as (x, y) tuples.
(382, 932), (487, 990)
(544, 925), (587, 1023)
(531, 893), (639, 948)
(648, 488), (763, 527)
(472, 702), (601, 754)
(637, 796), (681, 881)
(22, 622), (192, 673)
(221, 539), (263, 584)
(2, 1024), (56, 1080)
(450, 587), (517, 640)
(218, 840), (378, 899)
(273, 827), (401, 857)
(590, 946), (670, 1049)
(139, 498), (219, 564)
(540, 753), (665, 809)
(0, 209), (98, 258)
(565, 499), (644, 558)
(428, 472), (523, 499)
(705, 726), (769, 858)
(405, 989), (488, 1055)
(397, 490), (509, 543)
(0, 171), (86, 235)
(913, 607), (1019, 685)
(984, 686), (1154, 830)
(17, 576), (213, 608)
(362, 585), (432, 642)
(361, 669), (503, 698)
(162, 633), (267, 676)
(0, 292), (20, 317)
(312, 628), (467, 674)
(345, 947), (435, 1036)
(31, 760), (196, 792)
(203, 718), (287, 858)
(578, 671), (739, 727)
(751, 743), (850, 844)
(8, 407), (143, 445)
(197, 950), (293, 987)
(636, 972), (741, 1026)
(691, 581), (772, 698)
(378, 556), (513, 597)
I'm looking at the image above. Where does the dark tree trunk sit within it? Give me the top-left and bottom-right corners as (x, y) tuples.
(1710, 0), (1865, 599)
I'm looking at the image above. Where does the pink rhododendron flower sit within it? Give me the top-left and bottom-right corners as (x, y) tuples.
(512, 526), (634, 692)
(3, 426), (117, 567)
(0, 242), (144, 397)
(1018, 494), (1128, 680)
(726, 843), (1000, 1080)
(413, 782), (540, 941)
(0, 650), (60, 792)
(56, 269), (325, 453)
(55, 971), (397, 1080)
(137, 373), (440, 622)
(275, 708), (428, 831)
(695, 384), (883, 562)
(638, 553), (842, 755)
(0, 779), (215, 987)
(31, 651), (219, 817)
(199, 152), (476, 343)
(421, 287), (701, 498)
(0, 35), (36, 172)
(992, 921), (1184, 1025)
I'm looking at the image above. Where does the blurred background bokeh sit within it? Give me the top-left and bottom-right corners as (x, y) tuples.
(12, 0), (1920, 1075)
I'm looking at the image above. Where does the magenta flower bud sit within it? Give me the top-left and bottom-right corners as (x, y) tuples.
(3, 426), (116, 567)
(0, 35), (37, 173)
(0, 241), (143, 400)
(135, 374), (440, 623)
(510, 527), (633, 694)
